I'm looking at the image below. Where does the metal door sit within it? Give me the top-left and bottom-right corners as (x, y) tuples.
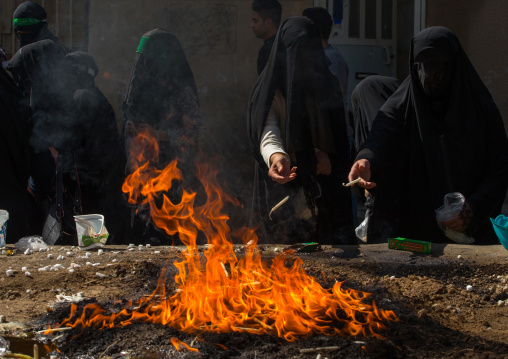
(315, 0), (397, 109)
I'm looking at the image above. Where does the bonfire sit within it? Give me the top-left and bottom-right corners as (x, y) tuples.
(45, 130), (397, 352)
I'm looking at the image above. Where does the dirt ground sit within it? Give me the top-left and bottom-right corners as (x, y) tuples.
(1, 242), (507, 359)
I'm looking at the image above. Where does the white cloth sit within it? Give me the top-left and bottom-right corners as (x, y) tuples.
(259, 91), (289, 167)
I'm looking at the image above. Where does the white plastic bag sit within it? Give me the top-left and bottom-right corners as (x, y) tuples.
(435, 192), (474, 244)
(355, 216), (369, 243)
(15, 236), (49, 252)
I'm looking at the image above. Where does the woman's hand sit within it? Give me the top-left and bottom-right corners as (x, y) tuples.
(268, 153), (297, 184)
(348, 159), (376, 189)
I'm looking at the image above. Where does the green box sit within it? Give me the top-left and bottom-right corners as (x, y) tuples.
(387, 237), (431, 254)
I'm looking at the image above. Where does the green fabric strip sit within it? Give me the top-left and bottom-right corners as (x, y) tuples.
(13, 18), (46, 26)
(136, 36), (151, 54)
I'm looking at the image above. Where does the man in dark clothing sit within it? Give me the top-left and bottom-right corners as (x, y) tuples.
(251, 0), (281, 75)
(349, 27), (508, 245)
(12, 1), (72, 52)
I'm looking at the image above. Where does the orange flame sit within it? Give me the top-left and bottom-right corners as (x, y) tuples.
(171, 338), (200, 352)
(47, 130), (397, 346)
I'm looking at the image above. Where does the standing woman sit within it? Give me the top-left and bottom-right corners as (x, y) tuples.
(248, 17), (355, 245)
(349, 27), (508, 244)
(8, 40), (82, 244)
(0, 63), (36, 242)
(122, 29), (203, 244)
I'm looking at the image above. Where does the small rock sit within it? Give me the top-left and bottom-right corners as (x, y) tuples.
(128, 243), (135, 248)
(57, 255), (65, 260)
(6, 269), (14, 277)
(457, 255), (462, 259)
(85, 252), (92, 258)
(129, 248), (135, 251)
(154, 251), (161, 255)
(97, 249), (104, 256)
(69, 269), (75, 273)
(0, 315), (5, 323)
(24, 271), (31, 277)
(146, 244), (151, 248)
(96, 272), (106, 278)
(47, 254), (53, 259)
(466, 285), (473, 292)
(417, 308), (428, 318)
(21, 267), (28, 272)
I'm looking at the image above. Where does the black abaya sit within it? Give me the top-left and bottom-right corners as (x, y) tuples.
(357, 27), (508, 244)
(247, 17), (355, 244)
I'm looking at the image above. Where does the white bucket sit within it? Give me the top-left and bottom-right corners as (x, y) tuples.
(74, 214), (108, 249)
(0, 210), (9, 248)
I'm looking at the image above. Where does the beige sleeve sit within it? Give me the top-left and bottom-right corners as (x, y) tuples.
(260, 95), (289, 167)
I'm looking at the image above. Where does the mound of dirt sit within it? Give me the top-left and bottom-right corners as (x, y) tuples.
(1, 243), (507, 358)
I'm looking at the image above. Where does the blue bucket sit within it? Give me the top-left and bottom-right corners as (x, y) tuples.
(491, 214), (508, 251)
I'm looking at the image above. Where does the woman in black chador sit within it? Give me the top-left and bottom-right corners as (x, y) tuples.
(248, 17), (355, 245)
(9, 40), (128, 245)
(12, 1), (71, 52)
(0, 63), (36, 242)
(349, 27), (508, 244)
(66, 51), (129, 244)
(351, 75), (400, 154)
(350, 75), (400, 241)
(122, 29), (203, 244)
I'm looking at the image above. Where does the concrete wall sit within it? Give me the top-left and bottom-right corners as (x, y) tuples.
(426, 0), (508, 138)
(426, 0), (508, 203)
(88, 0), (312, 221)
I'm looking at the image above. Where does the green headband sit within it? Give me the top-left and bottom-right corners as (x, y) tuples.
(136, 36), (151, 54)
(13, 18), (46, 26)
